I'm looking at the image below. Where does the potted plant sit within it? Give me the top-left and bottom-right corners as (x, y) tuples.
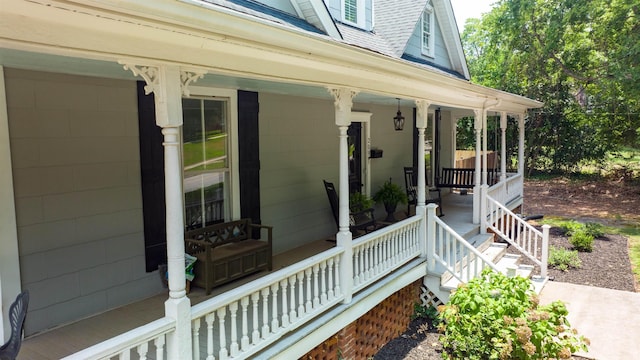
(349, 192), (374, 212)
(373, 178), (408, 222)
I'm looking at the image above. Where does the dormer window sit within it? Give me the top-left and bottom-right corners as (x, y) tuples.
(422, 4), (435, 57)
(342, 0), (365, 28)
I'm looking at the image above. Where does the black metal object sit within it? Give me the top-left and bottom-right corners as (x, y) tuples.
(0, 291), (29, 360)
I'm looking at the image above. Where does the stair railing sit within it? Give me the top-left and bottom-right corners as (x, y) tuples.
(485, 195), (549, 278)
(426, 204), (500, 284)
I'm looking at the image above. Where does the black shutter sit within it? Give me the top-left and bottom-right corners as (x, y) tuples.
(237, 90), (261, 231)
(137, 81), (167, 272)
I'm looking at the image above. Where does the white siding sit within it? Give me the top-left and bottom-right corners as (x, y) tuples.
(404, 15), (453, 70)
(259, 94), (414, 255)
(5, 69), (163, 335)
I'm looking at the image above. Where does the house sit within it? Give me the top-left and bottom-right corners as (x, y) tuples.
(0, 0), (546, 358)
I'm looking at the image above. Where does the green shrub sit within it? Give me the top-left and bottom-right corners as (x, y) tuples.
(548, 246), (582, 271)
(438, 269), (589, 360)
(585, 222), (605, 238)
(559, 220), (583, 237)
(570, 229), (594, 252)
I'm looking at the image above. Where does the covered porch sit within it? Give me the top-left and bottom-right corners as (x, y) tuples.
(19, 198), (478, 359)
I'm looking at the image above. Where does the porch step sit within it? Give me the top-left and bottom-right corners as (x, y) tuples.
(441, 242), (507, 290)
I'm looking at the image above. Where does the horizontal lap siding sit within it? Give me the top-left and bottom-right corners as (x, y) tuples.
(5, 68), (163, 335)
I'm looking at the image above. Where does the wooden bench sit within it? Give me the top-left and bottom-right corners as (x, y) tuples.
(185, 219), (272, 294)
(437, 168), (499, 189)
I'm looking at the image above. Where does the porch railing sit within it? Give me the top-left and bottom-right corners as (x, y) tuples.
(63, 214), (427, 359)
(487, 172), (523, 206)
(427, 206), (500, 284)
(486, 195), (549, 278)
(61, 317), (175, 360)
(352, 215), (422, 292)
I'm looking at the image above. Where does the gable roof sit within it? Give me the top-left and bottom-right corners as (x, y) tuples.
(374, 0), (429, 57)
(291, 0), (341, 38)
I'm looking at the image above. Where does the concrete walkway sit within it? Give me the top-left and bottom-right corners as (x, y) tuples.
(539, 281), (640, 360)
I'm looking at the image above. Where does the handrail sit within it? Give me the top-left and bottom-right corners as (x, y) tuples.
(430, 216), (500, 284)
(486, 195), (549, 278)
(61, 317), (175, 360)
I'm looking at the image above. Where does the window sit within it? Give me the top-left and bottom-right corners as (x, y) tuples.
(344, 0), (358, 23)
(182, 97), (231, 229)
(342, 0), (365, 28)
(422, 4), (435, 57)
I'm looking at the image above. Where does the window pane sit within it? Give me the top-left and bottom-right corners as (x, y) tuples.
(183, 98), (229, 229)
(345, 0), (357, 23)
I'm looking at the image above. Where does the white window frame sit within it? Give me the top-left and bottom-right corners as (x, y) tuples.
(421, 4), (435, 58)
(342, 0), (366, 28)
(182, 86), (240, 221)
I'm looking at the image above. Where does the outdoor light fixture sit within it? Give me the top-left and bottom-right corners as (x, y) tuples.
(393, 98), (405, 131)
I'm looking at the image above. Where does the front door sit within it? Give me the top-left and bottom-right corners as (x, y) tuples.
(348, 122), (362, 194)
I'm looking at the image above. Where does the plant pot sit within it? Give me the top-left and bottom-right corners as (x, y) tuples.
(384, 203), (397, 222)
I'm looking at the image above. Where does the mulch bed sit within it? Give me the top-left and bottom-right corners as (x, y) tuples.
(374, 178), (637, 359)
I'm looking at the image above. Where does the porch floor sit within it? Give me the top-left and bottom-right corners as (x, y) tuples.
(19, 193), (475, 360)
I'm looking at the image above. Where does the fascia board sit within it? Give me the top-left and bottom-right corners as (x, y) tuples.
(3, 0), (540, 111)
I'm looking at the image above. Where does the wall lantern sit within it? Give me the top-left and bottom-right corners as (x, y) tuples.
(393, 98), (405, 131)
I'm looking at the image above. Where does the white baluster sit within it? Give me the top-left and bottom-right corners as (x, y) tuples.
(205, 313), (215, 360)
(154, 335), (165, 360)
(297, 272), (305, 316)
(136, 343), (148, 360)
(327, 258), (335, 300)
(192, 318), (201, 360)
(229, 301), (239, 357)
(251, 292), (260, 345)
(261, 287), (270, 339)
(240, 296), (250, 352)
(217, 308), (228, 360)
(353, 247), (361, 286)
(271, 283), (279, 331)
(373, 239), (380, 275)
(305, 268), (313, 312)
(334, 256), (342, 297)
(364, 244), (370, 281)
(289, 275), (297, 322)
(312, 264), (320, 308)
(320, 261), (328, 305)
(280, 278), (290, 327)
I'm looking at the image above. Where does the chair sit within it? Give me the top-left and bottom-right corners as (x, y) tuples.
(404, 167), (443, 216)
(323, 180), (377, 234)
(0, 291), (29, 360)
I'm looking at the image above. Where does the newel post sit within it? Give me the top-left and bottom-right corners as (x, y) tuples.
(541, 225), (550, 278)
(426, 204), (437, 272)
(328, 87), (358, 304)
(480, 184), (488, 234)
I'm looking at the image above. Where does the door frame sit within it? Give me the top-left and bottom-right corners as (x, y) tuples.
(350, 111), (372, 196)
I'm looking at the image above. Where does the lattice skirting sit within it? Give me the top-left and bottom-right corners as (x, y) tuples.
(301, 280), (421, 359)
(419, 285), (444, 308)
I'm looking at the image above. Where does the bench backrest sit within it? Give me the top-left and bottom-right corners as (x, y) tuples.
(185, 219), (252, 247)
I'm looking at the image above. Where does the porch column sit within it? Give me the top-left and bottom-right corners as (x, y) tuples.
(328, 87), (358, 303)
(0, 67), (21, 341)
(500, 111), (507, 182)
(472, 109), (482, 224)
(518, 113), (525, 176)
(121, 63), (205, 359)
(415, 100), (431, 257)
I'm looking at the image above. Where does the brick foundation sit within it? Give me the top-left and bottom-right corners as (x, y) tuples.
(300, 280), (421, 359)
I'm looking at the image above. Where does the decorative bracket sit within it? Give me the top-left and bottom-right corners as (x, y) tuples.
(415, 99), (432, 129)
(327, 87), (358, 126)
(180, 69), (207, 96)
(121, 62), (160, 96)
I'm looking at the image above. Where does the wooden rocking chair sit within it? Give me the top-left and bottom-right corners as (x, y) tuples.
(323, 180), (377, 234)
(404, 167), (443, 216)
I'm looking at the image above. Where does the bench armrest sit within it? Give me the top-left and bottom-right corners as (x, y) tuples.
(249, 223), (273, 244)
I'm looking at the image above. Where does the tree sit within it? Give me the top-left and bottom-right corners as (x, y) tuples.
(461, 0), (640, 173)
